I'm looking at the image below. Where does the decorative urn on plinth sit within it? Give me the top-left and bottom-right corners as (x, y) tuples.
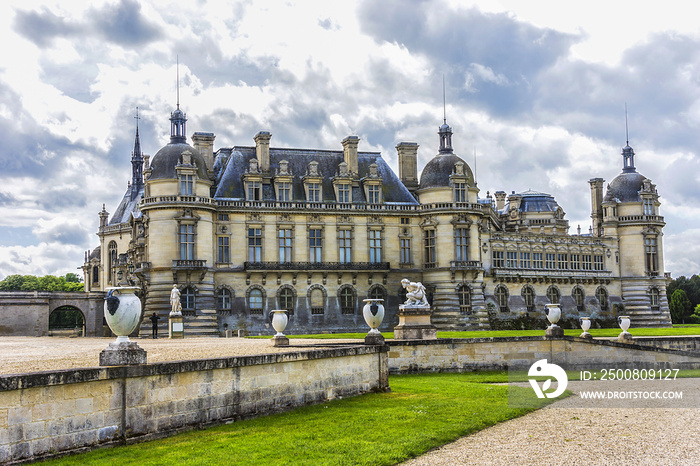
(579, 317), (593, 340)
(544, 303), (564, 338)
(617, 315), (633, 343)
(362, 299), (385, 345)
(99, 286), (147, 366)
(270, 310), (289, 346)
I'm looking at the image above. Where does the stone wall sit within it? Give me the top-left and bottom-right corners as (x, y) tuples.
(630, 336), (700, 353)
(387, 336), (700, 374)
(0, 346), (388, 464)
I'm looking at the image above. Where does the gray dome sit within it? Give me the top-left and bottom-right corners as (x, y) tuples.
(148, 142), (208, 180)
(604, 171), (647, 203)
(517, 190), (560, 212)
(418, 155), (474, 190)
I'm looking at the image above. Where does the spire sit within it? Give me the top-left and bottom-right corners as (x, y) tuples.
(621, 104), (636, 173)
(169, 58), (187, 143)
(131, 107), (144, 199)
(438, 76), (453, 154)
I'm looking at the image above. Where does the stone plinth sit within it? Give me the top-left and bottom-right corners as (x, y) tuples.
(271, 335), (289, 347)
(394, 304), (437, 340)
(545, 325), (564, 338)
(365, 332), (385, 345)
(579, 332), (593, 340)
(618, 331), (634, 344)
(169, 312), (184, 339)
(99, 341), (147, 366)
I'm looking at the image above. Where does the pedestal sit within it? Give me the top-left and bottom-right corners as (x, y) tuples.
(169, 313), (184, 339)
(618, 331), (634, 344)
(393, 304), (437, 340)
(579, 332), (593, 340)
(364, 331), (385, 345)
(545, 324), (564, 338)
(271, 335), (289, 347)
(99, 341), (147, 366)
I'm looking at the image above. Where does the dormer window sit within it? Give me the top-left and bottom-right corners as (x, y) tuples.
(338, 183), (351, 203)
(643, 198), (654, 215)
(243, 158), (263, 201)
(367, 185), (380, 204)
(308, 183), (321, 202)
(303, 161), (323, 203)
(247, 181), (261, 200)
(454, 182), (466, 202)
(450, 162), (469, 203)
(362, 162), (383, 204)
(277, 182), (291, 201)
(180, 174), (193, 195)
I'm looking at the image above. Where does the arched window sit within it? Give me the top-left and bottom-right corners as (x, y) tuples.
(181, 287), (196, 315)
(596, 287), (609, 311)
(547, 286), (560, 305)
(521, 285), (535, 312)
(108, 241), (118, 284)
(458, 284), (471, 315)
(650, 287), (660, 312)
(249, 288), (263, 315)
(495, 285), (509, 313)
(279, 287), (295, 316)
(310, 287), (325, 315)
(368, 286), (386, 302)
(92, 265), (99, 284)
(573, 287), (585, 312)
(217, 288), (231, 311)
(340, 287), (355, 315)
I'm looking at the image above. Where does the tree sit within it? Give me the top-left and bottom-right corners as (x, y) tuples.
(669, 289), (693, 324)
(0, 274), (85, 292)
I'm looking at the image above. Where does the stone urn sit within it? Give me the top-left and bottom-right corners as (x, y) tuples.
(363, 299), (385, 345)
(270, 310), (289, 347)
(104, 286), (142, 343)
(617, 315), (633, 343)
(544, 303), (564, 338)
(579, 317), (592, 340)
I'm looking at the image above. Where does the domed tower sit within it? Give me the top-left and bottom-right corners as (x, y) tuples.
(138, 101), (218, 336)
(415, 119), (488, 329)
(598, 139), (671, 326)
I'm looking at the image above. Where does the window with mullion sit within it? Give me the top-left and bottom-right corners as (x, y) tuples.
(369, 230), (382, 263)
(308, 183), (321, 202)
(248, 228), (262, 262)
(278, 229), (292, 263)
(454, 182), (467, 202)
(309, 229), (322, 263)
(180, 224), (194, 260)
(367, 185), (380, 204)
(338, 184), (350, 203)
(455, 228), (468, 262)
(339, 229), (352, 263)
(277, 182), (291, 202)
(217, 236), (230, 263)
(400, 238), (411, 264)
(180, 174), (193, 195)
(424, 230), (436, 267)
(520, 252), (530, 269)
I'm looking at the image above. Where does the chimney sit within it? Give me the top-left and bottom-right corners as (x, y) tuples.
(494, 191), (506, 211)
(396, 142), (419, 193)
(99, 204), (109, 230)
(589, 178), (605, 236)
(342, 136), (359, 176)
(192, 132), (216, 175)
(254, 131), (272, 173)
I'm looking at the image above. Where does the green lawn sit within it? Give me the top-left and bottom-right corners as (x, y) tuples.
(42, 373), (556, 466)
(249, 325), (700, 340)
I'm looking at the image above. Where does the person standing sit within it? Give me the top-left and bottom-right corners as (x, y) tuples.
(149, 312), (160, 339)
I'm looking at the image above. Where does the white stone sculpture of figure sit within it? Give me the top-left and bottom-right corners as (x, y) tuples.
(401, 279), (429, 306)
(170, 285), (182, 315)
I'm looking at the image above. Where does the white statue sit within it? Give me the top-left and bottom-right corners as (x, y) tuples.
(401, 279), (429, 306)
(170, 285), (182, 315)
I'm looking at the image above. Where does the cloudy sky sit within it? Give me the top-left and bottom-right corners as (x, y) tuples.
(0, 0), (699, 280)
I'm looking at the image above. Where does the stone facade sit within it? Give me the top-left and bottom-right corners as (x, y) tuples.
(83, 102), (672, 336)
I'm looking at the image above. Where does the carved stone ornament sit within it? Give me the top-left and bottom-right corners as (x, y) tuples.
(338, 161), (349, 177)
(248, 158), (259, 174)
(278, 159), (291, 176)
(247, 212), (262, 222)
(181, 150), (192, 165)
(338, 215), (353, 224)
(453, 161), (465, 176)
(307, 161), (319, 176)
(368, 163), (379, 178)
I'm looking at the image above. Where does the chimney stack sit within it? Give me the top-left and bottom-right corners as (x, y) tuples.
(589, 178), (605, 236)
(254, 131), (272, 173)
(396, 142), (419, 193)
(342, 136), (359, 176)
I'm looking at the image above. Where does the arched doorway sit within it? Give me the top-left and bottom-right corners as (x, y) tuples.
(49, 306), (86, 337)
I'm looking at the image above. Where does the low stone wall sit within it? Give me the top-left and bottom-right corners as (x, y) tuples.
(387, 337), (700, 374)
(0, 345), (388, 464)
(628, 336), (700, 353)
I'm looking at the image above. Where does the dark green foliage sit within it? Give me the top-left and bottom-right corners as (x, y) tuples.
(669, 289), (694, 324)
(49, 307), (85, 329)
(667, 275), (700, 309)
(0, 274), (84, 292)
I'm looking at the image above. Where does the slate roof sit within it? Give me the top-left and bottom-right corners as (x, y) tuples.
(109, 187), (143, 225)
(213, 146), (418, 205)
(418, 154), (474, 190)
(518, 190), (560, 212)
(149, 142), (208, 180)
(603, 171), (647, 203)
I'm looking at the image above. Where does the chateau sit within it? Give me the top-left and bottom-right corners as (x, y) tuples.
(82, 101), (672, 336)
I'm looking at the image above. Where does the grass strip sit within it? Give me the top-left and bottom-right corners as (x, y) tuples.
(42, 373), (556, 466)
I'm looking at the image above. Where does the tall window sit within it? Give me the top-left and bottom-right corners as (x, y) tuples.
(522, 285), (535, 312)
(454, 182), (467, 202)
(369, 230), (382, 263)
(181, 287), (196, 312)
(249, 289), (263, 315)
(308, 183), (321, 202)
(547, 286), (560, 304)
(108, 241), (117, 284)
(400, 238), (411, 264)
(338, 184), (350, 203)
(339, 230), (352, 263)
(340, 287), (355, 315)
(367, 185), (380, 204)
(645, 238), (658, 273)
(596, 287), (609, 311)
(424, 230), (436, 267)
(650, 287), (660, 311)
(248, 228), (262, 262)
(278, 229), (292, 263)
(492, 250), (504, 268)
(458, 285), (471, 315)
(557, 254), (568, 270)
(309, 229), (322, 263)
(582, 254), (592, 271)
(277, 182), (291, 202)
(571, 254), (580, 270)
(180, 174), (193, 195)
(92, 265), (99, 284)
(495, 285), (509, 313)
(247, 181), (261, 201)
(506, 251), (517, 268)
(594, 254), (604, 271)
(217, 288), (231, 310)
(520, 252), (531, 269)
(217, 236), (230, 263)
(545, 253), (556, 270)
(643, 198), (654, 215)
(573, 287), (585, 312)
(310, 288), (324, 315)
(533, 252), (543, 269)
(279, 287), (295, 316)
(180, 224), (194, 260)
(455, 228), (468, 262)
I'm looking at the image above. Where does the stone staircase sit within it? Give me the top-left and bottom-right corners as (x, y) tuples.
(184, 308), (220, 337)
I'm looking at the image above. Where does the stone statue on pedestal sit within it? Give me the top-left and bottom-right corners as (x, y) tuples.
(401, 279), (429, 306)
(170, 285), (182, 315)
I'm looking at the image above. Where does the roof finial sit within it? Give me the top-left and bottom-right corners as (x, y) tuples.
(442, 74), (447, 125)
(134, 106), (140, 132)
(176, 55), (180, 109)
(473, 147), (477, 183)
(625, 102), (629, 145)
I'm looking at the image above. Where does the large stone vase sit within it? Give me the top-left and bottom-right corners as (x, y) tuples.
(363, 299), (385, 345)
(100, 286), (147, 366)
(270, 310), (290, 347)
